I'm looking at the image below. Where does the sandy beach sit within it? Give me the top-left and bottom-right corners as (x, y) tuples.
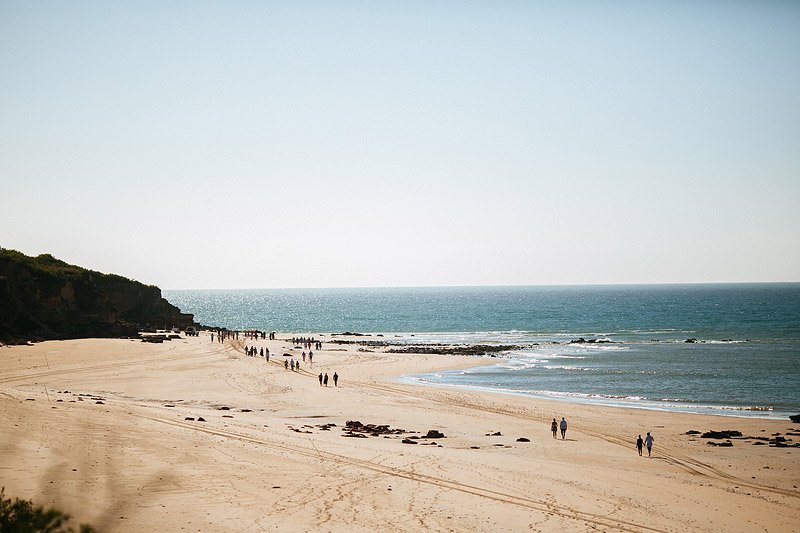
(1, 333), (798, 532)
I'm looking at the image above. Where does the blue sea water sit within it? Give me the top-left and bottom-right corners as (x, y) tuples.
(163, 284), (800, 419)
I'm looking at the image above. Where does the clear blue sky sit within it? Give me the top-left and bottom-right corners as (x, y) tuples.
(1, 1), (799, 288)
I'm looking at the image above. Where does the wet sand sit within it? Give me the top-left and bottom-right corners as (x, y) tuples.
(1, 334), (798, 531)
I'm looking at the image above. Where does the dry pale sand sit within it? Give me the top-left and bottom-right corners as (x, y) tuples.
(1, 334), (798, 532)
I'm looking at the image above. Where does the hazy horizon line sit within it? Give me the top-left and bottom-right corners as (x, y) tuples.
(163, 281), (800, 291)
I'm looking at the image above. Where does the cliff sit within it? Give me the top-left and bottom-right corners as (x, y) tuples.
(0, 248), (195, 343)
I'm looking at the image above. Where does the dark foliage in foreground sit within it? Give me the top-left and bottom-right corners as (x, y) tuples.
(0, 488), (96, 533)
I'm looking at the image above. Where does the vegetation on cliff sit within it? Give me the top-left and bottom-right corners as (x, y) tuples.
(0, 248), (194, 343)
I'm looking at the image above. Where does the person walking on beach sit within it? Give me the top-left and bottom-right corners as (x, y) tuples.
(318, 373), (323, 386)
(551, 418), (558, 439)
(636, 434), (644, 456)
(333, 372), (338, 387)
(323, 373), (329, 386)
(644, 432), (654, 457)
(559, 417), (568, 439)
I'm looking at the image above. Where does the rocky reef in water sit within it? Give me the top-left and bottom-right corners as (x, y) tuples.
(0, 248), (195, 344)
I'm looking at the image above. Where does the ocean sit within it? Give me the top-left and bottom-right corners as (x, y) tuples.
(163, 284), (800, 419)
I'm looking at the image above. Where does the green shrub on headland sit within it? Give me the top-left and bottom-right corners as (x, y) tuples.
(0, 488), (96, 532)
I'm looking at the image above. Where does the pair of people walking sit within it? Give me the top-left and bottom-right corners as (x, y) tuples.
(551, 417), (568, 439)
(636, 432), (654, 457)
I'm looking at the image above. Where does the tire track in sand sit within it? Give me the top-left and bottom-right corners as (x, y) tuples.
(0, 343), (235, 386)
(137, 413), (671, 533)
(347, 379), (800, 500)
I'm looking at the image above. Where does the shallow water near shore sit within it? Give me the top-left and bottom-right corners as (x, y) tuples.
(165, 283), (800, 418)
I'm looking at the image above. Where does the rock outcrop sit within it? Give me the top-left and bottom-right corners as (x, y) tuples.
(0, 248), (195, 343)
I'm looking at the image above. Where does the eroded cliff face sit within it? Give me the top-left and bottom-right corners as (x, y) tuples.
(0, 249), (194, 343)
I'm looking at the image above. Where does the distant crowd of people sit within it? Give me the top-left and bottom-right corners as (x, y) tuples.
(208, 330), (340, 388)
(210, 330), (238, 343)
(210, 329), (277, 343)
(244, 345), (270, 361)
(293, 337), (322, 351)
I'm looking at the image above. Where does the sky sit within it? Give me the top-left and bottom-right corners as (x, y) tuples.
(1, 1), (799, 289)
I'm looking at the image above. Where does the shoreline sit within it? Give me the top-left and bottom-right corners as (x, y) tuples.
(398, 370), (799, 421)
(1, 334), (798, 531)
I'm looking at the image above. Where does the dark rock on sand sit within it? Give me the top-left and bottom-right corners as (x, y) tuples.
(708, 440), (734, 447)
(686, 430), (701, 435)
(701, 430), (742, 439)
(789, 414), (800, 423)
(516, 437), (530, 442)
(197, 417), (205, 422)
(344, 421), (407, 437)
(401, 439), (418, 444)
(424, 430), (446, 439)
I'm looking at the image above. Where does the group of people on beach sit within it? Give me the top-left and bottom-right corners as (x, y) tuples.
(318, 372), (338, 386)
(210, 330), (238, 343)
(211, 329), (277, 343)
(292, 337), (322, 351)
(244, 345), (270, 361)
(209, 330), (343, 389)
(550, 417), (654, 457)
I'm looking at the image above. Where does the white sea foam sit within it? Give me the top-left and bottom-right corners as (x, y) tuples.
(395, 377), (792, 420)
